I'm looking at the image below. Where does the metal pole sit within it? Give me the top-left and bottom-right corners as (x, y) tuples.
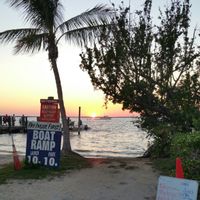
(78, 106), (81, 135)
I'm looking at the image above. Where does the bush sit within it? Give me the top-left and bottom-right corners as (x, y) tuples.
(170, 132), (200, 180)
(145, 123), (174, 158)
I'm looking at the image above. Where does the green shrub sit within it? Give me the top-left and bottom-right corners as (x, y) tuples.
(146, 123), (174, 158)
(170, 132), (200, 180)
(170, 132), (200, 159)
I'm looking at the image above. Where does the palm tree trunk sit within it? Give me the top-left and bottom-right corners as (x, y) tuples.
(51, 58), (72, 155)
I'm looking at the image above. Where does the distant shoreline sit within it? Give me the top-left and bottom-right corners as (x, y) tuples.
(0, 115), (139, 118)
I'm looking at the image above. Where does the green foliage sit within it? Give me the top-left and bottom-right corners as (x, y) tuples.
(80, 0), (200, 155)
(170, 132), (200, 180)
(153, 132), (200, 199)
(183, 159), (200, 180)
(171, 132), (200, 159)
(152, 158), (175, 176)
(146, 123), (174, 158)
(193, 116), (200, 130)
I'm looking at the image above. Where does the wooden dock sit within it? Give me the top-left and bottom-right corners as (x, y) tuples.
(0, 114), (90, 134)
(0, 125), (27, 134)
(0, 115), (28, 134)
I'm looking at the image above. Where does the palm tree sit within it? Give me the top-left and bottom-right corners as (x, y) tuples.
(0, 0), (113, 155)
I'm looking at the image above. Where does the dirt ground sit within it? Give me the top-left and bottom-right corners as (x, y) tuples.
(0, 155), (160, 200)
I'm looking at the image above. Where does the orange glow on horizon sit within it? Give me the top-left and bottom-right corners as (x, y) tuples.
(0, 93), (138, 117)
(0, 94), (138, 117)
(90, 112), (97, 118)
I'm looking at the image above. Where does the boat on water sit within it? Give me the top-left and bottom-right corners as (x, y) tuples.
(69, 124), (90, 131)
(98, 115), (111, 120)
(68, 119), (90, 131)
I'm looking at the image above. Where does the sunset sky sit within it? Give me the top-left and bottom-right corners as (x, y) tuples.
(0, 0), (199, 117)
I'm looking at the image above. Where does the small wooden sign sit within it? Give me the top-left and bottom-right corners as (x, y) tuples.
(156, 176), (199, 200)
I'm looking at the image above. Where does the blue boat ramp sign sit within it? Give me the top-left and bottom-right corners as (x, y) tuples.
(26, 121), (62, 168)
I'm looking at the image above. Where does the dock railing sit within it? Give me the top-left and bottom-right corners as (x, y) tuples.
(0, 115), (28, 134)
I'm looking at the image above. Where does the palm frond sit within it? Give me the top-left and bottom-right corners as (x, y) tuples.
(0, 28), (41, 44)
(14, 33), (48, 54)
(60, 25), (112, 47)
(57, 4), (113, 33)
(6, 0), (64, 30)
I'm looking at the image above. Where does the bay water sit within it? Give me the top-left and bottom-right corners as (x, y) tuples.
(0, 117), (149, 158)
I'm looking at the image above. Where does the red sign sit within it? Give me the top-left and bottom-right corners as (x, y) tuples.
(38, 99), (60, 123)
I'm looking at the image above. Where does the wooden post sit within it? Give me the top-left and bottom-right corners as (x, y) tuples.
(8, 116), (11, 133)
(78, 106), (81, 135)
(25, 116), (28, 132)
(0, 115), (2, 126)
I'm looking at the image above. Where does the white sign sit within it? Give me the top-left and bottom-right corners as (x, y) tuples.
(27, 121), (61, 131)
(156, 176), (199, 200)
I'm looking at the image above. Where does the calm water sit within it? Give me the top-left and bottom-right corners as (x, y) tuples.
(0, 117), (149, 158)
